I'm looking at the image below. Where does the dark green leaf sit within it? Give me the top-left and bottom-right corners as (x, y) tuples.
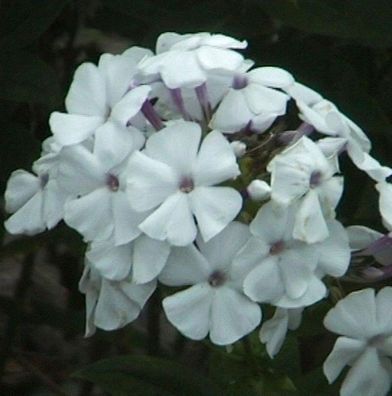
(0, 50), (61, 105)
(74, 354), (222, 396)
(260, 0), (392, 47)
(0, 0), (70, 49)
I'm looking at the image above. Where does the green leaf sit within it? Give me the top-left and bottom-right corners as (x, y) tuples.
(261, 0), (392, 47)
(0, 0), (70, 49)
(73, 355), (222, 396)
(0, 50), (61, 105)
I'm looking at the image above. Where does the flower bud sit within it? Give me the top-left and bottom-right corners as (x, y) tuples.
(247, 180), (271, 201)
(230, 141), (246, 158)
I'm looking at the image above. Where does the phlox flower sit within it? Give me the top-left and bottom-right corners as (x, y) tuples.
(126, 121), (242, 246)
(160, 222), (261, 345)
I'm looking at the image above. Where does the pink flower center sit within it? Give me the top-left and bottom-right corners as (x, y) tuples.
(106, 174), (120, 192)
(208, 270), (227, 287)
(310, 171), (322, 188)
(270, 240), (285, 255)
(179, 177), (194, 193)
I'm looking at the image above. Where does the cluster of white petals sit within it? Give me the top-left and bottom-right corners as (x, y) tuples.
(4, 31), (392, 395)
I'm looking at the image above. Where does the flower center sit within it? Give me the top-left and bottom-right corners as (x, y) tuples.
(208, 270), (227, 287)
(106, 174), (120, 192)
(309, 171), (322, 188)
(270, 240), (285, 255)
(368, 334), (387, 349)
(179, 177), (194, 193)
(232, 74), (248, 90)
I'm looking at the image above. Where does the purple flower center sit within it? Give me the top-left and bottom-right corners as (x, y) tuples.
(270, 240), (285, 255)
(179, 177), (194, 193)
(40, 173), (49, 188)
(232, 74), (248, 90)
(208, 270), (227, 287)
(106, 174), (120, 192)
(368, 334), (386, 348)
(309, 171), (322, 188)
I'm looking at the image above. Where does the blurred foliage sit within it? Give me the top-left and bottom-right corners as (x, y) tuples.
(0, 0), (392, 395)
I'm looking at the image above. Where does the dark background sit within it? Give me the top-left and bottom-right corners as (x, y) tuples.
(0, 1), (391, 395)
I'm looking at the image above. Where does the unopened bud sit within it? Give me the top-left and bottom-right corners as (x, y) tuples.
(230, 141), (246, 158)
(247, 180), (271, 201)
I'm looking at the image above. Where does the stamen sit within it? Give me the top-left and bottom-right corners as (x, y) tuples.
(141, 100), (164, 130)
(270, 240), (285, 255)
(106, 174), (120, 192)
(208, 270), (227, 287)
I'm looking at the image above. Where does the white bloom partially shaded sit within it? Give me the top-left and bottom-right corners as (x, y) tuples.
(4, 168), (67, 235)
(59, 144), (146, 244)
(138, 32), (247, 89)
(50, 47), (150, 158)
(287, 83), (391, 182)
(235, 201), (349, 308)
(323, 288), (392, 396)
(268, 136), (343, 243)
(87, 234), (170, 283)
(260, 307), (303, 358)
(160, 222), (261, 345)
(376, 182), (392, 231)
(79, 262), (156, 336)
(211, 67), (293, 133)
(127, 121), (242, 246)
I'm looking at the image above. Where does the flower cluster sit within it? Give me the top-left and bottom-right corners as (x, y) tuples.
(4, 32), (392, 395)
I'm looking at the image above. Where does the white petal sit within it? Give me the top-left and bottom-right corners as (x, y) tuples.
(4, 170), (40, 213)
(59, 145), (105, 195)
(42, 180), (66, 229)
(377, 182), (392, 230)
(251, 113), (278, 133)
(317, 220), (350, 277)
(259, 308), (289, 358)
(162, 283), (213, 340)
(127, 151), (178, 211)
(87, 240), (132, 281)
(293, 190), (329, 243)
(110, 85), (150, 125)
(159, 244), (211, 286)
(210, 286), (261, 345)
(210, 89), (253, 133)
(244, 84), (289, 114)
(376, 287), (392, 333)
(144, 121), (201, 174)
(285, 82), (323, 105)
(347, 226), (383, 251)
(324, 289), (378, 339)
(189, 186), (242, 242)
(244, 256), (284, 302)
(196, 47), (244, 72)
(64, 188), (113, 241)
(139, 192), (197, 246)
(340, 348), (391, 396)
(132, 235), (171, 284)
(112, 191), (145, 245)
(65, 62), (107, 116)
(193, 130), (240, 186)
(5, 191), (45, 235)
(201, 34), (247, 49)
(248, 67), (294, 88)
(49, 112), (104, 146)
(323, 337), (366, 383)
(319, 177), (344, 209)
(93, 121), (139, 171)
(196, 222), (250, 271)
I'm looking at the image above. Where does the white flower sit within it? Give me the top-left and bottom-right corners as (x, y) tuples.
(138, 32), (247, 89)
(259, 307), (303, 358)
(86, 234), (170, 283)
(323, 288), (392, 396)
(235, 201), (350, 308)
(126, 121), (242, 246)
(268, 136), (343, 243)
(376, 182), (392, 230)
(287, 84), (392, 182)
(160, 222), (261, 345)
(4, 167), (67, 235)
(211, 67), (293, 133)
(79, 262), (156, 336)
(59, 144), (146, 244)
(49, 47), (151, 159)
